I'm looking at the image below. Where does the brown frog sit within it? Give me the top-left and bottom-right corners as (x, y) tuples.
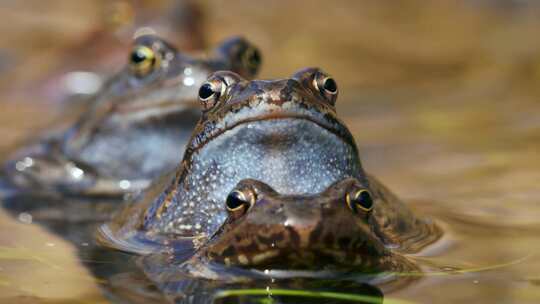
(196, 177), (440, 272)
(127, 177), (438, 302)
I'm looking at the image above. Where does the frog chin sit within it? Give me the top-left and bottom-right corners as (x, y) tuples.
(206, 236), (390, 271)
(233, 250), (386, 271)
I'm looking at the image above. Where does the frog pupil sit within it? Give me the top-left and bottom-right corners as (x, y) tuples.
(355, 191), (373, 210)
(199, 83), (215, 100)
(131, 49), (147, 64)
(323, 78), (337, 93)
(250, 49), (261, 66)
(226, 191), (247, 210)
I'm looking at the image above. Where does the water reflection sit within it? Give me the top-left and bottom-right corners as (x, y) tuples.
(139, 254), (389, 304)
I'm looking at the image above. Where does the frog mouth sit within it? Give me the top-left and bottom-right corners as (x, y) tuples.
(234, 114), (349, 139)
(204, 217), (390, 271)
(114, 98), (198, 119)
(110, 79), (200, 117)
(191, 113), (357, 153)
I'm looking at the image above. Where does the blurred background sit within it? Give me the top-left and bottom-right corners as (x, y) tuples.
(0, 0), (539, 303)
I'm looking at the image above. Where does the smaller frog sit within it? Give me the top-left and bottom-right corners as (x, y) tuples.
(190, 177), (441, 272)
(3, 35), (262, 196)
(120, 177), (439, 300)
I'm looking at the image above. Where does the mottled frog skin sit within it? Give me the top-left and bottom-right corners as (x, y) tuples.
(128, 177), (438, 299)
(195, 177), (440, 272)
(3, 35), (261, 196)
(100, 68), (368, 251)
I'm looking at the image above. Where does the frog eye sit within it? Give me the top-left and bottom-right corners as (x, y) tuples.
(241, 47), (262, 75)
(225, 189), (256, 216)
(198, 83), (215, 101)
(346, 189), (374, 214)
(313, 72), (338, 105)
(198, 80), (226, 111)
(320, 77), (337, 94)
(129, 45), (160, 77)
(199, 72), (244, 111)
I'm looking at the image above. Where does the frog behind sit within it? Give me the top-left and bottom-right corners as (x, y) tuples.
(2, 35), (262, 196)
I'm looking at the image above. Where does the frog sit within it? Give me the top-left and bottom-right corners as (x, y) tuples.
(2, 34), (262, 196)
(195, 177), (440, 272)
(99, 68), (370, 252)
(111, 178), (438, 303)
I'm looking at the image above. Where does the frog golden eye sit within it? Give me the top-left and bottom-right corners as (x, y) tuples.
(313, 72), (338, 105)
(242, 47), (262, 74)
(129, 45), (159, 77)
(198, 79), (227, 111)
(346, 189), (374, 213)
(321, 77), (337, 94)
(225, 189), (256, 215)
(199, 83), (215, 101)
(314, 76), (338, 95)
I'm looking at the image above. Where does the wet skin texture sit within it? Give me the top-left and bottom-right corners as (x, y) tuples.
(3, 35), (261, 196)
(100, 67), (366, 248)
(196, 178), (441, 271)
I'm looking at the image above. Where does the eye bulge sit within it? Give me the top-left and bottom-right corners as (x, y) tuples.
(197, 80), (225, 111)
(225, 189), (255, 212)
(346, 189), (374, 213)
(322, 77), (337, 94)
(307, 70), (339, 105)
(198, 83), (215, 101)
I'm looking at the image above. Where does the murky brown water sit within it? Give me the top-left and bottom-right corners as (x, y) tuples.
(0, 1), (539, 303)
